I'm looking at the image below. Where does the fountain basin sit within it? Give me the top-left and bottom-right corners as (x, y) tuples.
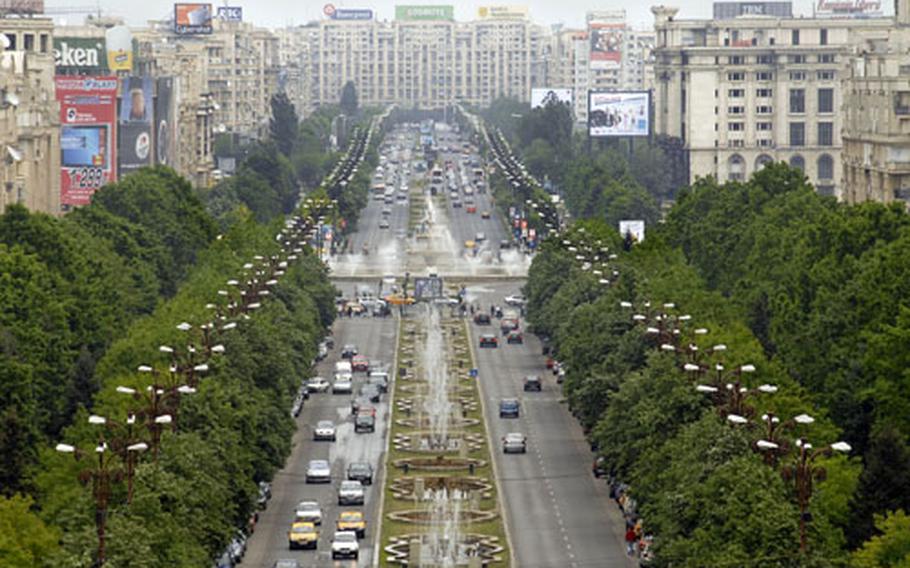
(397, 416), (481, 429)
(394, 456), (487, 472)
(390, 476), (494, 500)
(387, 508), (497, 525)
(385, 533), (504, 566)
(393, 432), (485, 453)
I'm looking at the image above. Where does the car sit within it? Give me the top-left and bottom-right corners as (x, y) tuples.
(336, 511), (367, 539)
(502, 432), (527, 454)
(499, 398), (520, 418)
(323, 335), (335, 349)
(384, 196), (394, 205)
(379, 219), (390, 229)
(332, 374), (354, 394)
(481, 210), (491, 219)
(473, 313), (491, 325)
(358, 383), (382, 403)
(307, 376), (330, 393)
(464, 239), (476, 250)
(479, 334), (498, 348)
(466, 205), (477, 214)
(306, 459), (331, 483)
(593, 456), (609, 478)
(381, 207), (392, 216)
(316, 342), (329, 361)
(557, 367), (566, 384)
(331, 531), (360, 560)
(294, 500), (322, 525)
(272, 560), (301, 568)
(341, 344), (358, 359)
(257, 481), (271, 509)
(452, 200), (462, 208)
(501, 318), (520, 335)
(352, 355), (370, 373)
(499, 239), (512, 250)
(523, 375), (542, 391)
(347, 462), (374, 485)
(215, 550), (233, 568)
(335, 360), (353, 375)
(338, 480), (365, 506)
(314, 420), (337, 441)
(507, 330), (524, 344)
(354, 410), (376, 433)
(504, 294), (526, 307)
(368, 370), (390, 392)
(288, 522), (318, 550)
(228, 531), (247, 563)
(475, 231), (486, 242)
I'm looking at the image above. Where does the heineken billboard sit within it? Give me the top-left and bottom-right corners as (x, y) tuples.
(395, 5), (454, 20)
(54, 37), (108, 74)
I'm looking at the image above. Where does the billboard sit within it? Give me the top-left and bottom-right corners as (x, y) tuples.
(105, 26), (133, 72)
(216, 5), (242, 21)
(395, 5), (454, 20)
(174, 3), (213, 35)
(531, 88), (573, 109)
(816, 0), (882, 16)
(54, 37), (107, 74)
(154, 77), (176, 167)
(477, 5), (528, 19)
(0, 0), (44, 15)
(118, 77), (153, 176)
(589, 22), (623, 69)
(588, 91), (650, 138)
(56, 76), (118, 206)
(323, 3), (374, 19)
(619, 220), (645, 243)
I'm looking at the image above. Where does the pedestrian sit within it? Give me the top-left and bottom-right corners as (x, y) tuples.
(490, 304), (494, 316)
(625, 526), (637, 557)
(470, 304), (475, 316)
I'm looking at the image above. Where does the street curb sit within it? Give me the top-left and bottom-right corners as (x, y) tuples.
(465, 318), (517, 568)
(372, 310), (402, 567)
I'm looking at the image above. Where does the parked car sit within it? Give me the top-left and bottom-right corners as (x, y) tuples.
(256, 481), (271, 509)
(499, 398), (520, 418)
(506, 330), (524, 344)
(338, 480), (365, 506)
(523, 375), (542, 392)
(307, 376), (330, 393)
(347, 462), (374, 485)
(593, 456), (609, 478)
(294, 500), (322, 525)
(331, 531), (360, 560)
(479, 334), (498, 348)
(473, 313), (491, 325)
(502, 432), (527, 454)
(228, 531), (247, 563)
(313, 420), (337, 442)
(306, 459), (331, 484)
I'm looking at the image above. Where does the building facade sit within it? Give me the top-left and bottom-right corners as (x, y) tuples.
(652, 5), (892, 197)
(0, 17), (60, 215)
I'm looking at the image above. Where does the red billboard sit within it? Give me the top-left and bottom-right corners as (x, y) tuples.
(589, 22), (623, 69)
(55, 76), (118, 207)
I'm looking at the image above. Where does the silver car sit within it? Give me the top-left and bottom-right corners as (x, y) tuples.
(306, 459), (331, 483)
(332, 374), (354, 394)
(294, 500), (322, 525)
(502, 432), (527, 454)
(337, 480), (365, 505)
(314, 420), (337, 442)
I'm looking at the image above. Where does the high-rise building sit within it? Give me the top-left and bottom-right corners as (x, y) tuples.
(0, 16), (60, 215)
(651, 5), (892, 198)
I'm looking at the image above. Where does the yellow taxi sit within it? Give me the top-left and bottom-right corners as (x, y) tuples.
(336, 510), (367, 538)
(464, 240), (476, 249)
(288, 521), (318, 550)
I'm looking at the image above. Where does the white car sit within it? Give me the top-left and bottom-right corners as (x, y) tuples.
(331, 531), (359, 560)
(306, 459), (331, 483)
(294, 500), (322, 525)
(504, 294), (527, 307)
(333, 374), (354, 394)
(306, 377), (330, 393)
(379, 219), (390, 229)
(314, 420), (337, 442)
(337, 480), (365, 505)
(502, 432), (528, 454)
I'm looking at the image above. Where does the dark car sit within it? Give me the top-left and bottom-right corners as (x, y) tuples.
(499, 398), (520, 418)
(341, 344), (358, 359)
(474, 313), (491, 325)
(501, 318), (520, 335)
(499, 240), (511, 250)
(479, 334), (498, 348)
(507, 330), (524, 344)
(523, 375), (542, 392)
(347, 462), (374, 485)
(354, 411), (376, 434)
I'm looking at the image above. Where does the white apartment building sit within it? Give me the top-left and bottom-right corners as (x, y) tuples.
(652, 5), (892, 197)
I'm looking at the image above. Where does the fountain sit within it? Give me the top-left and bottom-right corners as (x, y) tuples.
(423, 488), (465, 566)
(422, 306), (453, 450)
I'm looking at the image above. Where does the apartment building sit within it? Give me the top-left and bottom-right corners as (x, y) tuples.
(841, 1), (910, 204)
(0, 17), (60, 215)
(652, 5), (892, 198)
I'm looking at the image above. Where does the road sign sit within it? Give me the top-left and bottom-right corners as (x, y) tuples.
(469, 368), (478, 378)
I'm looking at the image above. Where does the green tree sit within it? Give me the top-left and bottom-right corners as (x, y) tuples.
(0, 494), (61, 566)
(852, 510), (910, 568)
(340, 81), (359, 116)
(269, 92), (299, 156)
(848, 427), (910, 547)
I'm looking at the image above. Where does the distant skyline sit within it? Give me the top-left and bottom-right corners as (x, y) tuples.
(45, 0), (886, 30)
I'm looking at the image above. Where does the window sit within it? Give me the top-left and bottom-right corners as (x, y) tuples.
(790, 71), (806, 81)
(3, 34), (14, 50)
(818, 154), (834, 179)
(40, 34), (48, 53)
(728, 106), (745, 115)
(24, 33), (34, 52)
(757, 88), (773, 98)
(757, 122), (773, 131)
(819, 53), (836, 63)
(818, 88), (834, 113)
(758, 139), (774, 147)
(792, 29), (800, 45)
(756, 105), (773, 114)
(817, 70), (836, 81)
(896, 91), (910, 115)
(756, 71), (774, 81)
(790, 122), (806, 146)
(820, 29), (828, 46)
(817, 185), (835, 196)
(728, 89), (745, 98)
(729, 55), (745, 65)
(728, 122), (745, 131)
(790, 155), (805, 171)
(756, 155), (774, 169)
(728, 154), (745, 181)
(727, 72), (745, 81)
(818, 122), (834, 146)
(790, 54), (807, 64)
(756, 54), (774, 64)
(790, 89), (806, 113)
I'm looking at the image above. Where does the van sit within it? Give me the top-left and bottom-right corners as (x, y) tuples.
(335, 361), (352, 375)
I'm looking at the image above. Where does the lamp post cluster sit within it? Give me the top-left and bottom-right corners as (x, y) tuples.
(621, 298), (852, 555)
(53, 197), (337, 566)
(556, 231), (620, 287)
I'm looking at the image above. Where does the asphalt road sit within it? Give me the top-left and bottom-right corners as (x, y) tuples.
(464, 279), (634, 568)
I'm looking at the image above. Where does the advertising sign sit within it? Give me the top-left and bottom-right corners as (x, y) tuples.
(118, 77), (153, 176)
(395, 5), (454, 20)
(174, 3), (213, 35)
(531, 88), (573, 109)
(588, 91), (650, 138)
(154, 77), (176, 167)
(619, 220), (646, 243)
(589, 22), (623, 69)
(324, 3), (374, 19)
(816, 0), (882, 15)
(216, 5), (242, 21)
(54, 37), (107, 74)
(414, 277), (444, 300)
(56, 76), (118, 206)
(104, 26), (133, 72)
(0, 0), (44, 15)
(477, 5), (528, 19)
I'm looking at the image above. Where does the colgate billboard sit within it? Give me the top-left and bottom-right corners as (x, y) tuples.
(55, 76), (118, 207)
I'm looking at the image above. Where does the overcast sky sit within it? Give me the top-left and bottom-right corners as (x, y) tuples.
(50, 0), (851, 30)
